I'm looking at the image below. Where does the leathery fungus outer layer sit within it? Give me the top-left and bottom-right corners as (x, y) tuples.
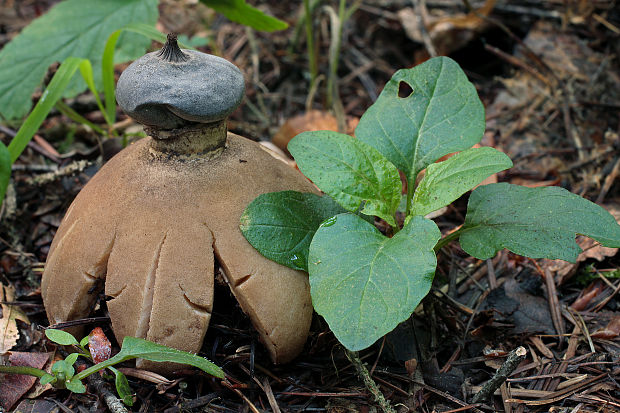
(41, 34), (317, 372)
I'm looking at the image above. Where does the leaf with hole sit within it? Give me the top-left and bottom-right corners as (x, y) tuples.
(460, 183), (620, 262)
(240, 191), (346, 271)
(410, 147), (513, 216)
(288, 131), (401, 226)
(308, 214), (440, 351)
(355, 56), (485, 190)
(0, 0), (158, 120)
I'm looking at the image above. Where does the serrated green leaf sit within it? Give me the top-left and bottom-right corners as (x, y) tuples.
(308, 214), (440, 351)
(288, 131), (402, 226)
(460, 183), (620, 262)
(66, 377), (86, 393)
(45, 329), (79, 346)
(201, 0), (288, 32)
(240, 191), (346, 271)
(410, 147), (513, 216)
(109, 367), (134, 406)
(0, 0), (158, 120)
(75, 337), (224, 381)
(355, 56), (485, 190)
(0, 142), (10, 206)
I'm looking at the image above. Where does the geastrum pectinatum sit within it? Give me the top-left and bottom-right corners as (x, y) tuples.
(41, 34), (317, 371)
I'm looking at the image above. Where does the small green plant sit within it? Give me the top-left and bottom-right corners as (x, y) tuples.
(240, 56), (620, 351)
(0, 329), (223, 406)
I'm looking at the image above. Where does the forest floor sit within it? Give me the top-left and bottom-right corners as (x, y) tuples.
(1, 0), (619, 412)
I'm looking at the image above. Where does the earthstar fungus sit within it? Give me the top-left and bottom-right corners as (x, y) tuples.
(41, 34), (316, 371)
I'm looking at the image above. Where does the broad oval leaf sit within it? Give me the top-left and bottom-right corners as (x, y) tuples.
(288, 131), (402, 226)
(460, 183), (620, 262)
(109, 367), (134, 406)
(308, 214), (440, 351)
(240, 191), (346, 271)
(45, 329), (79, 346)
(355, 56), (485, 187)
(0, 0), (158, 120)
(410, 147), (513, 216)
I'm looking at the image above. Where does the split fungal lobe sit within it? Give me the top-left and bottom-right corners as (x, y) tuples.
(41, 34), (317, 372)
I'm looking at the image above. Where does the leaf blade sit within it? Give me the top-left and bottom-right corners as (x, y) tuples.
(308, 214), (439, 350)
(0, 0), (158, 120)
(240, 191), (346, 271)
(288, 131), (402, 226)
(410, 147), (513, 216)
(460, 183), (620, 262)
(201, 0), (288, 32)
(355, 56), (485, 187)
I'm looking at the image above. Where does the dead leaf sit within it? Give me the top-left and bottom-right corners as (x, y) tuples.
(1, 284), (30, 354)
(590, 316), (620, 339)
(0, 352), (50, 410)
(571, 280), (605, 311)
(11, 399), (58, 413)
(272, 111), (358, 152)
(88, 327), (111, 364)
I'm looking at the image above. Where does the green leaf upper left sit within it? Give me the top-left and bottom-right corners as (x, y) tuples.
(308, 214), (440, 351)
(288, 131), (402, 226)
(460, 183), (620, 262)
(0, 0), (158, 120)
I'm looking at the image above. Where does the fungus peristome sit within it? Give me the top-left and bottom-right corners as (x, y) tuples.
(41, 34), (317, 371)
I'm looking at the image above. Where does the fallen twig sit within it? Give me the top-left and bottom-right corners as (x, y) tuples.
(472, 346), (527, 403)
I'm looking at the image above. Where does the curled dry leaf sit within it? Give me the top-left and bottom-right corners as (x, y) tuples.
(591, 316), (620, 339)
(0, 284), (30, 354)
(88, 327), (112, 364)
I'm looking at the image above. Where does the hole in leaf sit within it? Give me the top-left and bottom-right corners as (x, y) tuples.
(398, 81), (413, 98)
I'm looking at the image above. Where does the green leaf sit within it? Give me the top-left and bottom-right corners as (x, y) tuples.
(109, 367), (134, 406)
(0, 0), (158, 120)
(51, 359), (74, 382)
(7, 57), (84, 163)
(79, 335), (90, 349)
(308, 214), (440, 351)
(240, 191), (346, 271)
(355, 56), (485, 189)
(46, 329), (79, 346)
(201, 0), (288, 32)
(460, 183), (620, 262)
(288, 131), (402, 226)
(64, 353), (80, 366)
(66, 377), (86, 393)
(410, 147), (513, 216)
(0, 142), (10, 206)
(40, 373), (56, 385)
(75, 337), (224, 381)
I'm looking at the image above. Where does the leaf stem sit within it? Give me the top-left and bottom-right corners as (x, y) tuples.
(345, 350), (396, 413)
(434, 226), (464, 252)
(0, 365), (47, 378)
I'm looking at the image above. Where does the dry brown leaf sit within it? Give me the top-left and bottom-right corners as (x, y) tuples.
(590, 316), (620, 339)
(0, 351), (50, 410)
(272, 111), (358, 152)
(0, 284), (30, 354)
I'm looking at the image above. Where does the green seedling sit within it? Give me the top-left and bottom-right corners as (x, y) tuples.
(240, 56), (620, 351)
(0, 329), (223, 406)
